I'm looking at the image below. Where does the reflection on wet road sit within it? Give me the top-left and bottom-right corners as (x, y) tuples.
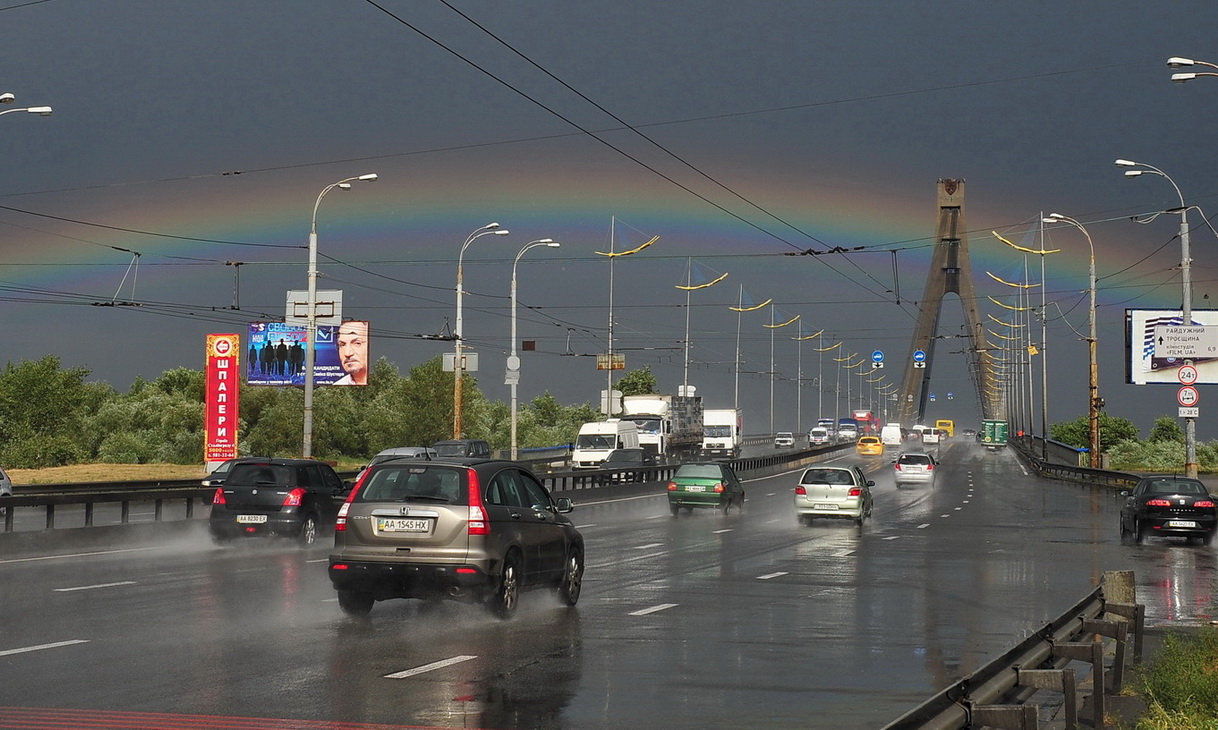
(0, 442), (1211, 728)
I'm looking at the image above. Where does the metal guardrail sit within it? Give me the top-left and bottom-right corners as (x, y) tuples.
(884, 576), (1145, 730)
(1008, 438), (1141, 490)
(0, 441), (852, 534)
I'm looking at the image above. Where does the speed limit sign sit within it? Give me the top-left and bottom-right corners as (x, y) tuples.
(1178, 364), (1199, 385)
(1178, 385), (1200, 407)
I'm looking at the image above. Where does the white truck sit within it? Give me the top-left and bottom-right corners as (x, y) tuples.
(620, 393), (704, 462)
(571, 420), (641, 469)
(700, 408), (743, 459)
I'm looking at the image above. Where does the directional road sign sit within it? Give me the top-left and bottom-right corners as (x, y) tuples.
(872, 350), (885, 363)
(913, 349), (927, 362)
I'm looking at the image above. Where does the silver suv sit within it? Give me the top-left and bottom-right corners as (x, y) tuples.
(328, 458), (584, 618)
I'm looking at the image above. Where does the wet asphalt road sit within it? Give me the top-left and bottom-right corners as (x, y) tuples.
(1, 441), (1213, 729)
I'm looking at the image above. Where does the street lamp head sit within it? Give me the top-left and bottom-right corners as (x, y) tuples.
(28, 106), (52, 116)
(1113, 159), (1137, 167)
(1168, 57), (1195, 68)
(493, 229), (510, 236)
(1172, 73), (1196, 84)
(1123, 170), (1144, 178)
(545, 241), (560, 248)
(337, 183), (352, 191)
(357, 173), (378, 182)
(0, 93), (14, 104)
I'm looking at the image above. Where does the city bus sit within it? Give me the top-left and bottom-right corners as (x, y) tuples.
(934, 419), (955, 438)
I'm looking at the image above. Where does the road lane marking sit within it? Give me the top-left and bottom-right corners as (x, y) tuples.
(635, 543), (663, 550)
(629, 603), (677, 616)
(917, 523), (930, 529)
(757, 572), (788, 580)
(0, 547), (158, 565)
(575, 524), (597, 529)
(385, 655), (477, 679)
(883, 536), (900, 540)
(589, 551), (667, 570)
(712, 529), (732, 534)
(54, 581), (136, 593)
(0, 639), (89, 657)
(940, 514), (951, 518)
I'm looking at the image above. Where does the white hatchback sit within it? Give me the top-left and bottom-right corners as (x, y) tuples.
(794, 465), (874, 525)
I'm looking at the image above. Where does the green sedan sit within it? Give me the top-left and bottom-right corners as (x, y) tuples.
(666, 462), (745, 517)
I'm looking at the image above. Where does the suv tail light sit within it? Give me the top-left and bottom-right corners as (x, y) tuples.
(283, 488), (305, 507)
(212, 488), (226, 505)
(795, 485), (807, 495)
(335, 471), (371, 532)
(467, 468), (489, 536)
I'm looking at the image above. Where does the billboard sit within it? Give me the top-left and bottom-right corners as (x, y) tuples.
(204, 334), (240, 465)
(1126, 309), (1218, 385)
(247, 321), (369, 386)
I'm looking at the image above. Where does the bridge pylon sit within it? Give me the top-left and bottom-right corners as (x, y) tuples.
(895, 179), (996, 426)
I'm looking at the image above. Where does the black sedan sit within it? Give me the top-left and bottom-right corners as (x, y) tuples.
(1119, 475), (1218, 545)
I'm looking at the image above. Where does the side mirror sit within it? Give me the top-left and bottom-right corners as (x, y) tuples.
(555, 497), (574, 513)
(866, 480), (875, 487)
(1119, 490), (1130, 497)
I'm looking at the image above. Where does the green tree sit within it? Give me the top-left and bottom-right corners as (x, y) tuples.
(617, 367), (657, 396)
(1050, 412), (1139, 452)
(1148, 416), (1185, 444)
(0, 356), (117, 467)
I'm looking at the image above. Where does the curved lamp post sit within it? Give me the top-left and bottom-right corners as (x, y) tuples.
(0, 93), (52, 118)
(1043, 213), (1100, 468)
(1169, 56), (1218, 84)
(1115, 158), (1199, 476)
(763, 307), (800, 434)
(303, 173), (378, 458)
(728, 287), (771, 411)
(676, 260), (728, 395)
(510, 239), (559, 459)
(454, 223), (510, 438)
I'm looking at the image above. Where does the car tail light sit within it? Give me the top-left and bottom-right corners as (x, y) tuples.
(926, 463), (934, 470)
(1196, 500), (1216, 508)
(894, 463), (903, 471)
(795, 485), (807, 495)
(212, 488), (226, 505)
(667, 481), (678, 491)
(848, 487), (862, 497)
(331, 563), (349, 570)
(713, 483), (725, 493)
(283, 488), (306, 507)
(1146, 499), (1173, 507)
(467, 468), (489, 536)
(334, 502), (351, 531)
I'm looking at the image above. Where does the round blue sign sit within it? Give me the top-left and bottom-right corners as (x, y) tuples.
(872, 350), (884, 362)
(913, 349), (927, 362)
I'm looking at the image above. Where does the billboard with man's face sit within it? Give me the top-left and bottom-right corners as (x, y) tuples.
(247, 321), (369, 386)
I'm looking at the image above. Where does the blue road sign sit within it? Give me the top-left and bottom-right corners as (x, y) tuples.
(872, 350), (885, 362)
(913, 349), (927, 362)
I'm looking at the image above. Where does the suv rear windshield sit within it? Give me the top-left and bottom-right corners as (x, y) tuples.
(358, 465), (466, 503)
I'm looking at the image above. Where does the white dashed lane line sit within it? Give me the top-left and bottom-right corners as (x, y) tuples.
(635, 543), (663, 550)
(0, 640), (89, 657)
(757, 572), (788, 580)
(54, 581), (136, 593)
(629, 603), (678, 616)
(385, 655), (477, 679)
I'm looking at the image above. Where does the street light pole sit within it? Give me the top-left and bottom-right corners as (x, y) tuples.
(454, 223), (510, 439)
(302, 173), (378, 458)
(510, 239), (559, 460)
(1115, 158), (1197, 477)
(1045, 213), (1100, 468)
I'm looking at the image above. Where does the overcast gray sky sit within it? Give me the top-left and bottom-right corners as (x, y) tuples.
(3, 0), (1218, 438)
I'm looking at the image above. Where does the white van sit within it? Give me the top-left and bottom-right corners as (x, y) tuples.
(880, 424), (903, 448)
(572, 420), (641, 469)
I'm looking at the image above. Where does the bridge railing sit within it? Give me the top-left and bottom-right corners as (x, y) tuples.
(884, 572), (1145, 730)
(1008, 436), (1141, 490)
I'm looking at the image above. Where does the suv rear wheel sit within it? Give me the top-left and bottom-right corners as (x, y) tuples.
(559, 549), (583, 606)
(298, 513), (320, 546)
(490, 554), (521, 619)
(337, 589), (374, 617)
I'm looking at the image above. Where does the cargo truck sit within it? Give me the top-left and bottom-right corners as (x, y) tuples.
(620, 393), (704, 462)
(700, 408), (743, 459)
(982, 419), (1008, 451)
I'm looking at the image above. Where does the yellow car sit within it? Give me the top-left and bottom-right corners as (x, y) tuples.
(855, 436), (883, 456)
